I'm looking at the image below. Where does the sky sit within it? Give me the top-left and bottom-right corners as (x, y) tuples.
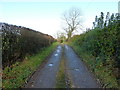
(0, 0), (119, 37)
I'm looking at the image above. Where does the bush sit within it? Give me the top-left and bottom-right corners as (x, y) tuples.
(69, 13), (120, 87)
(1, 23), (55, 68)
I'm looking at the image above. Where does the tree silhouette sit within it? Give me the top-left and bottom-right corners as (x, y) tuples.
(62, 8), (82, 40)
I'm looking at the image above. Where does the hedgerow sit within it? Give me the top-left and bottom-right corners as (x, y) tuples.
(69, 12), (120, 88)
(1, 23), (54, 68)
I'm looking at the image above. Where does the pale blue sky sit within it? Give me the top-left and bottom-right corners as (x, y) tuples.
(0, 0), (119, 37)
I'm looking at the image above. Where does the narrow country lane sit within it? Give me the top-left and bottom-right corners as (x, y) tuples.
(64, 45), (101, 88)
(25, 44), (101, 88)
(25, 45), (62, 88)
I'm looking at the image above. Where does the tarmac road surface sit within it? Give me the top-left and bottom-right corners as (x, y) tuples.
(25, 45), (101, 88)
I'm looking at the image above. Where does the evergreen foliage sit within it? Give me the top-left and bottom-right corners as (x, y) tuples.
(69, 12), (120, 87)
(1, 23), (54, 68)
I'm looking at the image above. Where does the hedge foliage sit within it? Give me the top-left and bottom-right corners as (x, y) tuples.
(69, 12), (120, 87)
(1, 23), (54, 68)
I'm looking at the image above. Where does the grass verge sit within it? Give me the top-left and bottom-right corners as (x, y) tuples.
(56, 46), (66, 88)
(3, 42), (59, 88)
(69, 44), (118, 88)
(56, 45), (72, 88)
(56, 59), (66, 88)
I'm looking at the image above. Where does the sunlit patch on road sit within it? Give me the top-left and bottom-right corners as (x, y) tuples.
(74, 68), (79, 71)
(48, 63), (53, 67)
(31, 84), (34, 87)
(55, 54), (58, 56)
(58, 46), (61, 49)
(65, 45), (68, 50)
(57, 50), (60, 53)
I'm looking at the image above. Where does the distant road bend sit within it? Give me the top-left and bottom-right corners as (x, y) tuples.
(25, 45), (101, 88)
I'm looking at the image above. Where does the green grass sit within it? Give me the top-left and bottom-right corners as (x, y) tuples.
(56, 59), (66, 88)
(56, 45), (72, 88)
(69, 44), (119, 88)
(3, 42), (59, 88)
(56, 46), (66, 88)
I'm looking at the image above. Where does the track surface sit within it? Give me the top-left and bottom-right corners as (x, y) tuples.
(25, 45), (100, 88)
(25, 45), (62, 88)
(64, 45), (100, 88)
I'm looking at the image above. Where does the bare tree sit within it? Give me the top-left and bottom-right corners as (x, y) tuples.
(62, 8), (82, 40)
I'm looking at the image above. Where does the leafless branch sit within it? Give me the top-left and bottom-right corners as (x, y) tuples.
(62, 7), (82, 40)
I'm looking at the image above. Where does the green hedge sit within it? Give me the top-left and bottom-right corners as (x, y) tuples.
(1, 23), (54, 68)
(69, 13), (120, 87)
